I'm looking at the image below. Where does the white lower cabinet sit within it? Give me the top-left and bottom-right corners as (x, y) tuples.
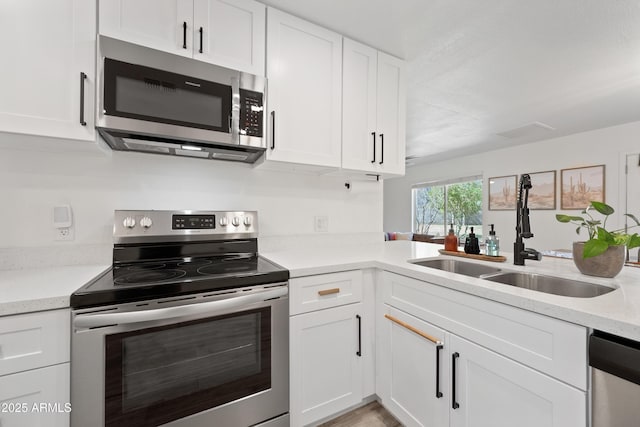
(289, 270), (374, 426)
(376, 272), (587, 427)
(377, 305), (449, 427)
(0, 310), (71, 427)
(290, 303), (364, 426)
(449, 334), (585, 427)
(0, 363), (70, 427)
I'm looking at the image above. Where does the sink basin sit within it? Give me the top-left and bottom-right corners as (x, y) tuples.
(411, 259), (502, 278)
(481, 272), (615, 298)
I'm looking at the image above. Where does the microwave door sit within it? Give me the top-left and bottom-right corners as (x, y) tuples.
(103, 58), (232, 134)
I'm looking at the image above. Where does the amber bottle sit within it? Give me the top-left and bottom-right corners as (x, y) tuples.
(444, 223), (458, 252)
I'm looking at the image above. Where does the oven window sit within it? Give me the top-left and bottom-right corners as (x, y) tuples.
(104, 307), (271, 427)
(104, 58), (232, 132)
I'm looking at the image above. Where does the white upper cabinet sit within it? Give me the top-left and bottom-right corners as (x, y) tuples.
(342, 38), (406, 176)
(99, 0), (192, 58)
(376, 52), (406, 175)
(99, 0), (265, 75)
(0, 0), (96, 141)
(193, 0), (265, 75)
(265, 8), (343, 168)
(342, 39), (378, 172)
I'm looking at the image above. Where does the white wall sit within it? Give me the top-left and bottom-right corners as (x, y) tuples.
(0, 134), (382, 257)
(384, 120), (640, 251)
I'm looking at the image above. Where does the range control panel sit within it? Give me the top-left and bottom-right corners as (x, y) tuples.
(113, 210), (258, 243)
(172, 215), (216, 229)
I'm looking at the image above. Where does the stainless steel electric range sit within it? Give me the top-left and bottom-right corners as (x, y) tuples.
(70, 210), (289, 427)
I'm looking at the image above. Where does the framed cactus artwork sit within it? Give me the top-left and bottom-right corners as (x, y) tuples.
(488, 175), (517, 210)
(523, 170), (556, 210)
(560, 165), (605, 210)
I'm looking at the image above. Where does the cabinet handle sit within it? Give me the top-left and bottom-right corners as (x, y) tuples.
(79, 72), (87, 126)
(452, 352), (460, 409)
(318, 288), (340, 296)
(371, 132), (376, 163)
(436, 344), (443, 398)
(270, 111), (275, 149)
(379, 133), (384, 165)
(384, 314), (441, 345)
(356, 314), (362, 357)
(199, 27), (203, 53)
(182, 22), (187, 49)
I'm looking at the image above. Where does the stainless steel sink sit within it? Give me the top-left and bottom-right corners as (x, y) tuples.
(411, 259), (502, 278)
(481, 272), (615, 298)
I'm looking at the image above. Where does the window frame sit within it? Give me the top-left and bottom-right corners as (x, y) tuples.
(411, 175), (483, 236)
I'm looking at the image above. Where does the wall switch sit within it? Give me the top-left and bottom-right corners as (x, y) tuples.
(314, 216), (329, 233)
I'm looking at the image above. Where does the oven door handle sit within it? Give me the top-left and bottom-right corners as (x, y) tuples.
(73, 287), (287, 328)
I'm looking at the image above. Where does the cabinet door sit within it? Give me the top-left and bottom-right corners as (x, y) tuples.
(193, 0), (265, 75)
(377, 305), (449, 427)
(449, 335), (586, 427)
(266, 8), (342, 168)
(0, 364), (70, 427)
(290, 303), (363, 426)
(99, 0), (193, 57)
(0, 310), (70, 377)
(376, 52), (406, 175)
(0, 0), (95, 141)
(342, 38), (378, 173)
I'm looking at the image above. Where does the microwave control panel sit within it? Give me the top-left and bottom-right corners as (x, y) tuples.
(239, 89), (263, 137)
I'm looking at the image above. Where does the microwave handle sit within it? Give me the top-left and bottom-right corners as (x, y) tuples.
(73, 286), (287, 329)
(230, 76), (240, 144)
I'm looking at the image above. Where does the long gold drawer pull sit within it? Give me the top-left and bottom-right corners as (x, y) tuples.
(385, 314), (441, 345)
(318, 288), (340, 296)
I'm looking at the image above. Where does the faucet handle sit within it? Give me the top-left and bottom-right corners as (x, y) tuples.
(523, 248), (542, 261)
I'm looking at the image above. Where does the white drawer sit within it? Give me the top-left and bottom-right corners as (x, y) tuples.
(290, 270), (363, 315)
(0, 363), (70, 427)
(0, 309), (70, 376)
(379, 271), (588, 390)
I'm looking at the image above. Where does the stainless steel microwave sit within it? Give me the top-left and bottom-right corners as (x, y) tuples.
(96, 36), (266, 163)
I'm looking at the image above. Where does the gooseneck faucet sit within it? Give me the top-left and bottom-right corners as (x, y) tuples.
(514, 174), (542, 265)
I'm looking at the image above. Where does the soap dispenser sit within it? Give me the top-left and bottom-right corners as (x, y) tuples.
(485, 224), (500, 257)
(464, 227), (481, 255)
(444, 223), (458, 252)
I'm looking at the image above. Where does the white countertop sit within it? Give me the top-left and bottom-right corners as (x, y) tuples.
(263, 241), (640, 342)
(0, 264), (109, 316)
(2, 241), (640, 343)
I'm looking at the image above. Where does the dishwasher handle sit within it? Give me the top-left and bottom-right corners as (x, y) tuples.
(74, 286), (287, 329)
(589, 331), (640, 386)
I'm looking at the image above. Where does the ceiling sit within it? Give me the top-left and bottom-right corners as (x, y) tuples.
(259, 0), (640, 165)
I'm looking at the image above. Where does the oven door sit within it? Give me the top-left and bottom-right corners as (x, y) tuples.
(71, 285), (288, 427)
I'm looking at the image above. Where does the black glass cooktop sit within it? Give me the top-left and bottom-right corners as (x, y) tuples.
(71, 255), (289, 309)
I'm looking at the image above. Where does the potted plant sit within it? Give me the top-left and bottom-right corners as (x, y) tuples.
(556, 201), (640, 278)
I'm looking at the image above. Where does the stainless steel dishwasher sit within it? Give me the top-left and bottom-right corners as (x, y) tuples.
(589, 330), (640, 427)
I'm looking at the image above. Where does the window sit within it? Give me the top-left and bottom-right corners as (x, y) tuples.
(412, 176), (483, 240)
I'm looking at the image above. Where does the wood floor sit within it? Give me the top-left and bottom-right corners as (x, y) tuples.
(318, 401), (402, 427)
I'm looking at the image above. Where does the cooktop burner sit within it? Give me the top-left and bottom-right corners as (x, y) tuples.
(70, 210), (289, 309)
(114, 269), (187, 285)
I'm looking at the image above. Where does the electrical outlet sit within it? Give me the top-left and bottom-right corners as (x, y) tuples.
(314, 216), (329, 233)
(55, 227), (75, 241)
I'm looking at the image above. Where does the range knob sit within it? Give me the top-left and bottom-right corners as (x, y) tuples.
(243, 216), (252, 227)
(140, 216), (153, 229)
(219, 217), (229, 226)
(123, 216), (136, 229)
(232, 217), (241, 227)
